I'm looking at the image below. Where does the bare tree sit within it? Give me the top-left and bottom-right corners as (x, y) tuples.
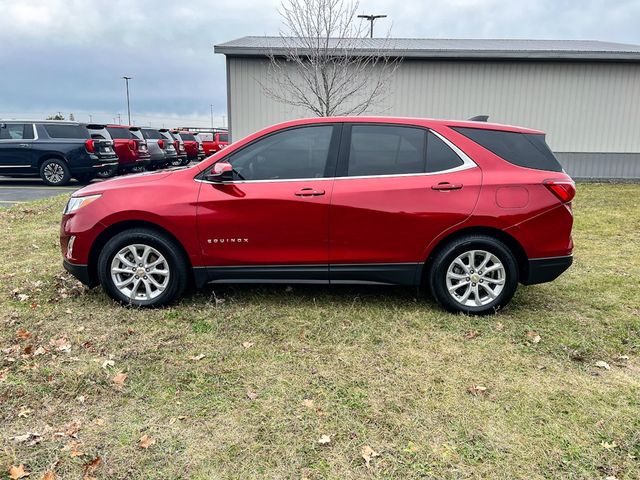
(262, 0), (400, 117)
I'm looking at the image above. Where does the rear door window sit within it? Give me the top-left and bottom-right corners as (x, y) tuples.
(43, 124), (89, 139)
(453, 127), (563, 172)
(346, 125), (426, 176)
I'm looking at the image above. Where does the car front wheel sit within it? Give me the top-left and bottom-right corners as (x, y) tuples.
(428, 235), (519, 315)
(97, 228), (189, 307)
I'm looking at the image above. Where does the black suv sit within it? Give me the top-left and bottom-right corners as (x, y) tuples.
(0, 120), (118, 185)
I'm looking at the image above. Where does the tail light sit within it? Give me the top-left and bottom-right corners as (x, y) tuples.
(158, 139), (165, 149)
(84, 139), (95, 153)
(128, 139), (137, 150)
(544, 179), (576, 203)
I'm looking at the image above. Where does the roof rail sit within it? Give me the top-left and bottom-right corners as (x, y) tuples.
(468, 115), (489, 122)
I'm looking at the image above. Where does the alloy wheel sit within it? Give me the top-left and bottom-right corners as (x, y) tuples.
(110, 244), (170, 301)
(43, 163), (65, 184)
(446, 250), (506, 307)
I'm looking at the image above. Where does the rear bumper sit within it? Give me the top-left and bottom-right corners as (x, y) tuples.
(522, 255), (573, 285)
(71, 160), (119, 174)
(63, 260), (97, 287)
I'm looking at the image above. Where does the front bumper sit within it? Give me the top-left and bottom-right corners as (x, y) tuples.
(63, 260), (97, 287)
(522, 255), (573, 285)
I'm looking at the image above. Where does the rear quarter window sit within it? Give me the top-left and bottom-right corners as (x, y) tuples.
(43, 124), (89, 139)
(452, 127), (563, 172)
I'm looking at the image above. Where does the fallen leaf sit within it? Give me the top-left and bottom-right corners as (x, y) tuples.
(242, 341), (254, 349)
(527, 331), (541, 344)
(139, 434), (156, 449)
(361, 445), (380, 468)
(101, 359), (115, 370)
(49, 338), (71, 353)
(595, 360), (611, 370)
(464, 330), (480, 340)
(12, 432), (42, 446)
(302, 398), (315, 408)
(82, 457), (101, 480)
(494, 322), (504, 331)
(601, 440), (618, 450)
(318, 434), (331, 445)
(18, 406), (32, 418)
(33, 346), (47, 356)
(189, 354), (205, 361)
(246, 390), (258, 400)
(76, 395), (86, 404)
(112, 372), (128, 388)
(65, 420), (82, 437)
(8, 464), (29, 479)
(17, 328), (32, 340)
(41, 471), (56, 480)
(467, 385), (488, 396)
(67, 441), (84, 457)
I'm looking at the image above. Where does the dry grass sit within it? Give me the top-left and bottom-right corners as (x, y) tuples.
(0, 183), (639, 479)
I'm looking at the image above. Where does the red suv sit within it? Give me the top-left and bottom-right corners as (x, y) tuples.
(60, 117), (574, 314)
(171, 131), (199, 163)
(105, 125), (150, 173)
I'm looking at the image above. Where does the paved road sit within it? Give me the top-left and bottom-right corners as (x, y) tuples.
(0, 177), (89, 207)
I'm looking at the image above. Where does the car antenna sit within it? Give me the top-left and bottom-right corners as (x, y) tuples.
(468, 115), (489, 122)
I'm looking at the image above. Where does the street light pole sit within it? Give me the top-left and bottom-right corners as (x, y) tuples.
(357, 14), (387, 38)
(210, 104), (214, 129)
(122, 76), (132, 125)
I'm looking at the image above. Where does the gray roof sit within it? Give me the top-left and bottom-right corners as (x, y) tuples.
(214, 36), (640, 61)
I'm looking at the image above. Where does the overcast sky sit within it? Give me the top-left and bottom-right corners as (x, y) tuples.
(1, 0), (639, 128)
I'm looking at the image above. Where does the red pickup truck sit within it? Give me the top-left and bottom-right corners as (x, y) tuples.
(200, 131), (229, 156)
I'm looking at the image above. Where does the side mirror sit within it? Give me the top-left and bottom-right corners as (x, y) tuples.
(205, 161), (233, 183)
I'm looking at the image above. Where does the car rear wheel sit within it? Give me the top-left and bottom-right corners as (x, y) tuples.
(40, 158), (71, 186)
(428, 235), (518, 315)
(97, 228), (189, 307)
(170, 157), (182, 167)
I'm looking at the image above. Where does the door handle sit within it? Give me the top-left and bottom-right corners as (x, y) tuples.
(431, 182), (463, 191)
(295, 187), (325, 197)
(18, 143), (30, 148)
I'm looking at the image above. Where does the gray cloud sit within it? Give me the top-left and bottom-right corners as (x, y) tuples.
(1, 0), (639, 127)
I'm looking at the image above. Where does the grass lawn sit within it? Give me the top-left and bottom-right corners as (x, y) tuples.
(0, 183), (639, 479)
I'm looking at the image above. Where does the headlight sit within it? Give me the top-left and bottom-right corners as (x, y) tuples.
(64, 194), (101, 214)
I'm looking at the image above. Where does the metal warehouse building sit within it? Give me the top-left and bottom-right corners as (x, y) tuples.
(214, 37), (640, 179)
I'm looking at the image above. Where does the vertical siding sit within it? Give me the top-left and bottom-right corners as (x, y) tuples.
(227, 57), (640, 177)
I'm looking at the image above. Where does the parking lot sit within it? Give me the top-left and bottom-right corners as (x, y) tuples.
(0, 177), (87, 207)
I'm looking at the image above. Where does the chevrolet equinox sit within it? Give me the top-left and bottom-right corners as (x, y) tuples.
(60, 117), (575, 315)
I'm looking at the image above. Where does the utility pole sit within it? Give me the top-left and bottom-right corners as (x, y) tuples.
(117, 113), (122, 125)
(122, 76), (132, 125)
(357, 14), (387, 38)
(89, 114), (93, 122)
(210, 104), (214, 129)
(222, 114), (227, 129)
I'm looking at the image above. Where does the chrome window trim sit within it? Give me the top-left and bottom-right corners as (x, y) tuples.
(0, 123), (38, 143)
(195, 126), (478, 185)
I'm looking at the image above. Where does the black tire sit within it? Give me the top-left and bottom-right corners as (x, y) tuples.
(96, 166), (117, 178)
(97, 228), (189, 308)
(40, 158), (71, 186)
(180, 157), (191, 166)
(170, 157), (182, 167)
(428, 235), (519, 315)
(74, 173), (95, 183)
